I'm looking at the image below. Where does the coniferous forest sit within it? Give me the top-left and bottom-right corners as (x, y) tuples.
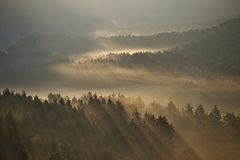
(1, 0), (240, 159)
(0, 89), (240, 160)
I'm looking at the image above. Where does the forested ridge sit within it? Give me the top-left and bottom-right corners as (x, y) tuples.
(0, 89), (240, 160)
(1, 17), (240, 87)
(80, 16), (240, 77)
(1, 0), (239, 160)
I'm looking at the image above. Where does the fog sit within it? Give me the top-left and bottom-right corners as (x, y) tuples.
(1, 0), (240, 49)
(1, 58), (239, 113)
(51, 61), (240, 112)
(1, 1), (240, 160)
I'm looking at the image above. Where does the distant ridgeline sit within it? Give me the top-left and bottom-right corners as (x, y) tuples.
(0, 89), (240, 160)
(81, 16), (240, 77)
(0, 17), (240, 83)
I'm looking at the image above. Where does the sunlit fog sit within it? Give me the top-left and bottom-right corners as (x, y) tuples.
(0, 0), (240, 160)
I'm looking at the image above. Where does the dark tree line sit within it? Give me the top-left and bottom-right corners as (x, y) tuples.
(148, 101), (240, 160)
(79, 17), (240, 77)
(0, 89), (195, 160)
(1, 88), (240, 160)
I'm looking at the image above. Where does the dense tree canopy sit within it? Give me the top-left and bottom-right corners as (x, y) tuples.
(0, 89), (240, 160)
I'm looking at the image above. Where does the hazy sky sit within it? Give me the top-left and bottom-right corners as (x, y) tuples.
(1, 0), (240, 49)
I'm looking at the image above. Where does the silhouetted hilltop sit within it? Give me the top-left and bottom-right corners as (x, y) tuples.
(0, 34), (100, 69)
(82, 16), (240, 76)
(2, 16), (240, 75)
(7, 34), (100, 56)
(100, 28), (213, 49)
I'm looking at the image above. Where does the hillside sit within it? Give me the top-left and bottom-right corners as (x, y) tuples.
(0, 17), (240, 113)
(0, 89), (240, 160)
(100, 28), (213, 49)
(82, 16), (240, 76)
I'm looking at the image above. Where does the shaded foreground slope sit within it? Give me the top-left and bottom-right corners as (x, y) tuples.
(1, 89), (240, 160)
(0, 89), (198, 160)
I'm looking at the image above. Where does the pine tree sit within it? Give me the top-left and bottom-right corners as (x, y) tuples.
(209, 105), (221, 124)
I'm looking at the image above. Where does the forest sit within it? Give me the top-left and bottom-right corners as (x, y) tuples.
(0, 88), (240, 160)
(80, 17), (240, 77)
(1, 1), (240, 159)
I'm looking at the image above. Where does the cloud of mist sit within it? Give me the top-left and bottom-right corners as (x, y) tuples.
(45, 61), (240, 112)
(0, 0), (239, 108)
(1, 0), (240, 49)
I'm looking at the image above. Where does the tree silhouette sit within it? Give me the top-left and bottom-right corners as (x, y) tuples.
(195, 105), (206, 120)
(2, 88), (11, 97)
(156, 116), (175, 139)
(209, 105), (221, 124)
(184, 104), (194, 116)
(223, 112), (238, 128)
